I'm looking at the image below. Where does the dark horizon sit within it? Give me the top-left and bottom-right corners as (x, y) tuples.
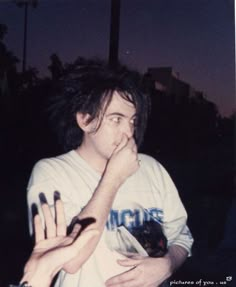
(0, 0), (235, 117)
(0, 2), (235, 285)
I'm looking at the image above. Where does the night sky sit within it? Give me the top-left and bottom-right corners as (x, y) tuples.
(0, 0), (235, 116)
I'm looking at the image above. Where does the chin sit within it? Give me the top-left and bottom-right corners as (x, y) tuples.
(103, 150), (114, 160)
(106, 152), (113, 160)
(100, 145), (116, 160)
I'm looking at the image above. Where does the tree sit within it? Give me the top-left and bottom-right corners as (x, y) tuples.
(48, 53), (64, 80)
(0, 23), (19, 105)
(0, 24), (19, 77)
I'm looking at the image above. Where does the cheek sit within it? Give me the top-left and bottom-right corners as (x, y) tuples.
(93, 130), (114, 147)
(102, 125), (121, 140)
(94, 123), (122, 148)
(110, 129), (122, 143)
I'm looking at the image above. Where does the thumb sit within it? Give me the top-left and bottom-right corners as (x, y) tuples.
(113, 134), (128, 153)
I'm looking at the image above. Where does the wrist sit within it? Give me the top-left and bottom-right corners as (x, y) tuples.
(163, 252), (175, 275)
(164, 245), (188, 274)
(20, 270), (51, 287)
(9, 282), (32, 287)
(101, 171), (124, 191)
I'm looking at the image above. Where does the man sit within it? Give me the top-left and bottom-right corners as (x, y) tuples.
(27, 59), (193, 287)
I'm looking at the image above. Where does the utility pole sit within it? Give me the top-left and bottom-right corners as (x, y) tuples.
(109, 0), (121, 68)
(22, 1), (28, 73)
(15, 0), (38, 73)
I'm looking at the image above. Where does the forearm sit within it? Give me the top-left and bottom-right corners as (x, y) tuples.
(65, 137), (139, 272)
(20, 275), (50, 287)
(20, 265), (52, 287)
(64, 173), (122, 272)
(78, 172), (121, 231)
(165, 244), (188, 274)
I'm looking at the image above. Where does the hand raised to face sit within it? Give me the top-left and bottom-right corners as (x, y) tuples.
(105, 134), (140, 185)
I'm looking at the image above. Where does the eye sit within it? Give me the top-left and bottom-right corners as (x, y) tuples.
(130, 118), (137, 126)
(111, 117), (122, 124)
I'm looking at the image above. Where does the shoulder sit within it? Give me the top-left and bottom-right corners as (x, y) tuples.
(32, 151), (73, 172)
(138, 153), (175, 189)
(27, 152), (75, 202)
(138, 153), (165, 173)
(29, 151), (74, 183)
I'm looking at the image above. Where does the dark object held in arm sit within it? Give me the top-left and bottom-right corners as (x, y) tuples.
(130, 220), (168, 257)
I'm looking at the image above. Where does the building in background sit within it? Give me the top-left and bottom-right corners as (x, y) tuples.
(146, 67), (205, 105)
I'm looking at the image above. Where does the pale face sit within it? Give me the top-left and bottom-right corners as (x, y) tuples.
(77, 91), (136, 172)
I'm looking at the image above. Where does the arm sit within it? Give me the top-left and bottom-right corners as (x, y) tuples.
(158, 162), (193, 254)
(64, 136), (140, 273)
(166, 244), (188, 273)
(20, 199), (98, 287)
(105, 160), (192, 287)
(105, 245), (188, 287)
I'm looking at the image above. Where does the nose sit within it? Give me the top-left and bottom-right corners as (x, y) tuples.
(122, 121), (134, 139)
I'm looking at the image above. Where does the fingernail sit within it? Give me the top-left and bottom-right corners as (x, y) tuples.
(39, 192), (47, 204)
(31, 203), (38, 217)
(54, 190), (61, 201)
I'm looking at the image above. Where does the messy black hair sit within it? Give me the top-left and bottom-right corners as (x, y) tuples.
(49, 58), (150, 151)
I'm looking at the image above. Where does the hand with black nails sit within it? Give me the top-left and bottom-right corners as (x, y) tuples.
(20, 198), (98, 287)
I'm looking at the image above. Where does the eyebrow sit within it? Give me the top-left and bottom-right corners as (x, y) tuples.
(106, 112), (136, 118)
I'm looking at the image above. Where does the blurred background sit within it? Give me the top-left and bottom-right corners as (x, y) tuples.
(0, 0), (235, 286)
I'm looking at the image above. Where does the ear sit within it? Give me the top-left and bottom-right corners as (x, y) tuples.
(76, 113), (92, 132)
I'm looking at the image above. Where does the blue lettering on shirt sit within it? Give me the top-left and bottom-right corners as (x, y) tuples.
(106, 207), (164, 230)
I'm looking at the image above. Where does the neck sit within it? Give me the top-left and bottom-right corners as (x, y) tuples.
(76, 144), (107, 174)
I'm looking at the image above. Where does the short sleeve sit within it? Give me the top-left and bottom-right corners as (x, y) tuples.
(151, 158), (194, 255)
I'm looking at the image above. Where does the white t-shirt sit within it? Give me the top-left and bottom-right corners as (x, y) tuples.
(27, 150), (193, 287)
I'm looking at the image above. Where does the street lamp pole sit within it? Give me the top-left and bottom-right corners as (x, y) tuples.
(22, 1), (28, 73)
(109, 0), (121, 68)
